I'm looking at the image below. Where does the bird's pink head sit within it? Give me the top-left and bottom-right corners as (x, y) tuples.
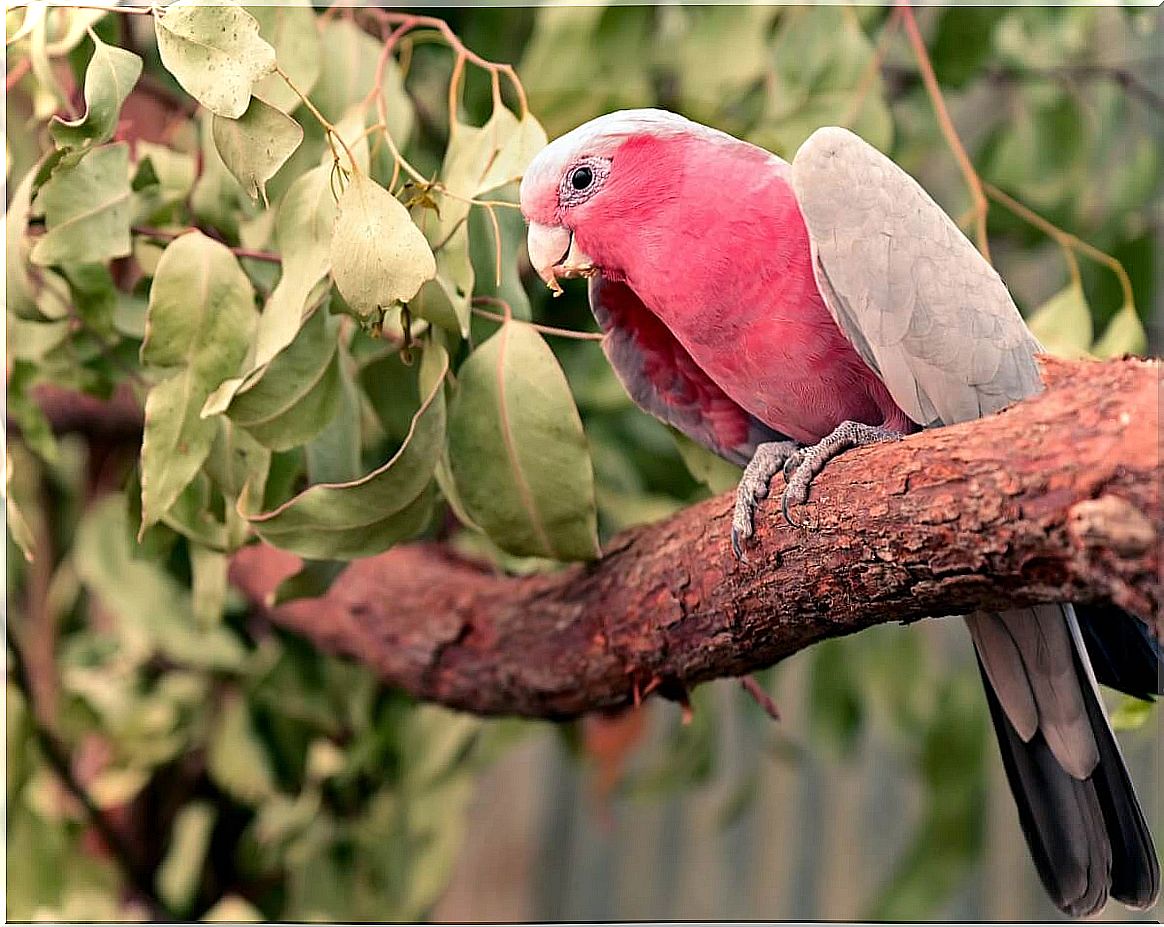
(519, 109), (772, 294)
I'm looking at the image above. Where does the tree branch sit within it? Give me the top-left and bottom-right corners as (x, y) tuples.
(228, 357), (1161, 720)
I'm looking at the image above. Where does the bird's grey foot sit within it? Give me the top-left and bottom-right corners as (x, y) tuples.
(781, 422), (903, 527)
(731, 440), (800, 560)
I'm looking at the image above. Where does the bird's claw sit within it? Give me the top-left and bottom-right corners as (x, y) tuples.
(777, 422), (903, 528)
(730, 439), (800, 561)
(780, 486), (802, 528)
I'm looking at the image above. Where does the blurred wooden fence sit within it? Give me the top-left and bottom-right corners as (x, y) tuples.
(434, 619), (1161, 922)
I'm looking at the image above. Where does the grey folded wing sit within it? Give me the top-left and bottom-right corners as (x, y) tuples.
(790, 126), (1043, 428)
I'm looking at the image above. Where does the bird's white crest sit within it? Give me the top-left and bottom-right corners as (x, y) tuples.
(520, 108), (782, 217)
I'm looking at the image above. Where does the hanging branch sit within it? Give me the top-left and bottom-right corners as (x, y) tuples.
(226, 357), (1161, 719)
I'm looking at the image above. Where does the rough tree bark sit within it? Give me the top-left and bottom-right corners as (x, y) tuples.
(225, 357), (1162, 719)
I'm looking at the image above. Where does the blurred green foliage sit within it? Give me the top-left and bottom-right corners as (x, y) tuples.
(5, 2), (1160, 921)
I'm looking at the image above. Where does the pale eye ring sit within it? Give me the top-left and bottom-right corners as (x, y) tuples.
(559, 156), (610, 207)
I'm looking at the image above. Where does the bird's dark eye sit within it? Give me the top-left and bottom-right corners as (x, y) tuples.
(570, 166), (593, 190)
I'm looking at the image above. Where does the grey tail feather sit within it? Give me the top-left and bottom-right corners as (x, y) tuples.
(976, 622), (1160, 917)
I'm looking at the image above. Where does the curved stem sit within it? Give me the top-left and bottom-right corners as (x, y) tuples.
(131, 226), (281, 264)
(470, 301), (605, 341)
(984, 182), (1135, 312)
(275, 63), (359, 175)
(364, 10), (530, 117)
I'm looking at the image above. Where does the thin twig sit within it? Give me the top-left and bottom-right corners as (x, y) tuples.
(363, 9), (529, 116)
(470, 302), (606, 342)
(740, 675), (782, 722)
(275, 63), (359, 175)
(984, 182), (1136, 313)
(131, 226), (282, 264)
(6, 55), (32, 91)
(482, 202), (503, 288)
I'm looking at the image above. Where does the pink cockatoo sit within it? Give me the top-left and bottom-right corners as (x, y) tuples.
(519, 110), (1160, 917)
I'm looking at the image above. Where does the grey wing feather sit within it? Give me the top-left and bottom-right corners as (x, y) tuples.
(793, 128), (1159, 916)
(791, 126), (1043, 427)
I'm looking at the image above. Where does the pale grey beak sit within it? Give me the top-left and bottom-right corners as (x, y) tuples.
(526, 222), (596, 295)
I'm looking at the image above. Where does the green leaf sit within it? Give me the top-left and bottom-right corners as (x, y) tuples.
(866, 674), (987, 919)
(157, 801), (216, 912)
(190, 112), (254, 237)
(447, 321), (600, 561)
(331, 173), (436, 318)
(154, 0), (276, 119)
(190, 544), (229, 626)
(1092, 301), (1147, 358)
(467, 193), (531, 321)
(30, 142), (132, 266)
(247, 344), (448, 559)
(5, 363), (60, 464)
(203, 165), (337, 415)
(74, 495), (247, 669)
(752, 7), (893, 157)
(469, 109), (548, 198)
(931, 8), (1007, 89)
(5, 455), (38, 563)
(1026, 282), (1093, 358)
(270, 559), (347, 606)
(1110, 694), (1155, 731)
(205, 418), (272, 503)
(139, 231), (258, 532)
(662, 5), (780, 121)
(248, 0), (321, 114)
(309, 18), (414, 146)
(431, 106), (547, 244)
(131, 142), (198, 225)
(519, 6), (654, 138)
(305, 348), (362, 484)
(411, 223), (473, 338)
(212, 95), (304, 206)
(162, 473), (231, 549)
(224, 307), (343, 451)
(50, 30), (141, 151)
(60, 263), (116, 339)
(208, 695), (278, 804)
(259, 165), (337, 351)
(358, 347), (421, 442)
(5, 164), (41, 319)
(671, 430), (743, 494)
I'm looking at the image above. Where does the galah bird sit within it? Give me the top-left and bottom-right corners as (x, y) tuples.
(519, 109), (1161, 917)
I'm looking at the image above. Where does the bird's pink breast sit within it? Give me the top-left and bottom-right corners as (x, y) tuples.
(574, 133), (912, 445)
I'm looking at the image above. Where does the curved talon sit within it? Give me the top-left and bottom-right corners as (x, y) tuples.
(778, 422), (902, 528)
(780, 486), (803, 528)
(730, 527), (748, 563)
(729, 439), (800, 561)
